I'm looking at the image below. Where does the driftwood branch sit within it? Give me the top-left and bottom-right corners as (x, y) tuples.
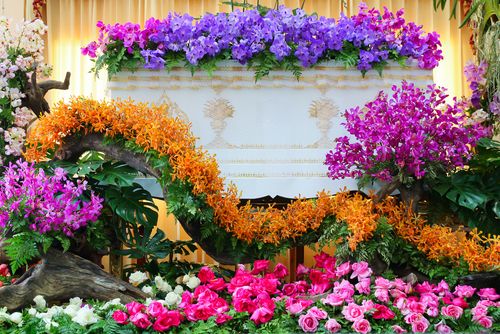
(373, 179), (401, 204)
(0, 249), (147, 312)
(22, 71), (71, 117)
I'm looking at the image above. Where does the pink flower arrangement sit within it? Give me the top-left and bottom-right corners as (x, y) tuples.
(110, 254), (499, 333)
(325, 81), (490, 182)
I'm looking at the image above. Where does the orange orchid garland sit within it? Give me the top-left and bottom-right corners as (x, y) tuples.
(24, 98), (499, 271)
(377, 198), (500, 272)
(24, 98), (376, 247)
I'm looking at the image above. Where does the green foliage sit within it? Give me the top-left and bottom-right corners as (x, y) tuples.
(428, 138), (500, 235)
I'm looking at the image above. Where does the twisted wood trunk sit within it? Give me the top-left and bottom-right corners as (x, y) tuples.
(0, 249), (147, 312)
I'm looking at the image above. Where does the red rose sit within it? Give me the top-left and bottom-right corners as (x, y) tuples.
(112, 310), (129, 325)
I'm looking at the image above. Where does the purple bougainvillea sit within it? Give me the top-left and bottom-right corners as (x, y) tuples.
(82, 4), (443, 76)
(0, 160), (103, 237)
(324, 81), (491, 182)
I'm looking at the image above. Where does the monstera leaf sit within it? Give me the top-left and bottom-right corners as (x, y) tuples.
(92, 162), (138, 187)
(433, 173), (489, 210)
(105, 183), (158, 226)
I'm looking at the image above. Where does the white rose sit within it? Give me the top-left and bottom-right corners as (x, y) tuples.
(33, 295), (47, 310)
(141, 285), (154, 296)
(182, 274), (190, 284)
(186, 277), (201, 290)
(47, 306), (63, 317)
(71, 305), (99, 327)
(471, 109), (489, 123)
(174, 285), (184, 295)
(165, 292), (181, 307)
(155, 276), (172, 292)
(28, 308), (37, 316)
(9, 312), (23, 324)
(129, 271), (148, 286)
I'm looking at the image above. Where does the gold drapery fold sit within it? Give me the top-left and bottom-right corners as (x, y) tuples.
(42, 0), (472, 103)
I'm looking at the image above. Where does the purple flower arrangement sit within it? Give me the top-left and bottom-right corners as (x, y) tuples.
(325, 81), (490, 182)
(82, 4), (443, 77)
(0, 160), (103, 237)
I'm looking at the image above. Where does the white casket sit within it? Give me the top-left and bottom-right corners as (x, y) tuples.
(106, 61), (433, 199)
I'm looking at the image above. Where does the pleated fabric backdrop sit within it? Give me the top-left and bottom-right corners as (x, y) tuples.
(25, 0), (474, 269)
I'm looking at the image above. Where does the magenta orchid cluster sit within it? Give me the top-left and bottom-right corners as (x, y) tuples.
(0, 160), (103, 237)
(82, 3), (442, 76)
(464, 60), (488, 109)
(111, 253), (499, 333)
(325, 81), (490, 182)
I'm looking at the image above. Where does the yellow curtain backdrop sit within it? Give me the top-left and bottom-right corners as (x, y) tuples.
(37, 0), (474, 269)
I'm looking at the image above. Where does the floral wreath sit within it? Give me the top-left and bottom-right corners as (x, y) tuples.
(25, 98), (499, 271)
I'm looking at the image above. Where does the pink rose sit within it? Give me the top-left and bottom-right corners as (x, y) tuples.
(212, 297), (229, 313)
(426, 307), (439, 317)
(451, 297), (468, 309)
(471, 305), (488, 320)
(408, 301), (426, 314)
(286, 298), (313, 314)
(435, 321), (452, 334)
(251, 305), (274, 325)
(322, 293), (345, 307)
(130, 312), (152, 329)
(273, 263), (289, 279)
(233, 297), (257, 313)
(350, 262), (372, 279)
(404, 312), (423, 324)
(325, 318), (341, 333)
(296, 264), (310, 277)
(215, 313), (232, 324)
(355, 278), (371, 295)
(374, 288), (389, 303)
(251, 260), (271, 275)
(125, 301), (145, 316)
(307, 306), (328, 320)
(352, 318), (371, 334)
(411, 318), (430, 333)
(415, 282), (434, 294)
(203, 278), (224, 291)
(374, 277), (392, 289)
(191, 303), (217, 321)
(477, 288), (500, 301)
(198, 266), (215, 283)
(282, 283), (298, 296)
(454, 285), (476, 298)
(228, 273), (254, 292)
(392, 325), (407, 333)
(313, 252), (332, 269)
(372, 304), (395, 320)
(333, 280), (355, 300)
(112, 310), (129, 324)
(475, 315), (493, 328)
(342, 303), (365, 322)
(298, 313), (319, 332)
(434, 280), (449, 295)
(147, 301), (166, 318)
(260, 277), (279, 294)
(441, 305), (463, 319)
(361, 300), (375, 312)
(335, 262), (351, 277)
(152, 310), (183, 331)
(178, 291), (193, 308)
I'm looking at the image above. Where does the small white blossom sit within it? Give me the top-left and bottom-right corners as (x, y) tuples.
(28, 308), (37, 316)
(9, 312), (23, 325)
(141, 285), (154, 296)
(174, 285), (184, 295)
(101, 298), (122, 310)
(155, 276), (172, 292)
(165, 292), (181, 307)
(33, 295), (47, 310)
(186, 276), (201, 290)
(129, 271), (148, 286)
(71, 305), (99, 327)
